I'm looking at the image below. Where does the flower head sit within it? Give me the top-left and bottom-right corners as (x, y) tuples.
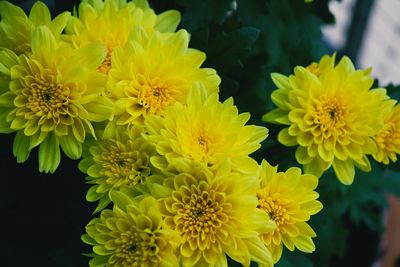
(0, 26), (112, 173)
(0, 1), (70, 55)
(257, 160), (323, 264)
(144, 87), (268, 174)
(79, 125), (156, 212)
(263, 54), (391, 184)
(153, 165), (275, 267)
(82, 194), (180, 267)
(65, 0), (180, 74)
(373, 104), (400, 164)
(108, 28), (220, 125)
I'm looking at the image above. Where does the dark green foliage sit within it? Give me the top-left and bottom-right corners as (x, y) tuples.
(386, 83), (400, 102)
(176, 0), (233, 32)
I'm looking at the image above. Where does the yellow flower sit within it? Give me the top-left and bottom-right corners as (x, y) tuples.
(0, 1), (70, 55)
(108, 28), (220, 126)
(82, 194), (180, 267)
(0, 26), (112, 173)
(373, 104), (400, 164)
(153, 165), (275, 267)
(144, 87), (268, 175)
(257, 160), (323, 264)
(65, 0), (180, 74)
(78, 125), (156, 212)
(263, 54), (392, 185)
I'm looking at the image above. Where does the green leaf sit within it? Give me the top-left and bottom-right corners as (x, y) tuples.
(207, 27), (260, 74)
(382, 169), (400, 196)
(276, 250), (313, 267)
(236, 0), (269, 26)
(384, 83), (400, 102)
(178, 0), (233, 32)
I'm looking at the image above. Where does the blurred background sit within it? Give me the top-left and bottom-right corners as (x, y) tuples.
(322, 0), (400, 85)
(0, 0), (399, 266)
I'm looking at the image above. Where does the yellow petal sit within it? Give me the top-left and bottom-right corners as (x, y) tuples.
(38, 133), (60, 173)
(332, 158), (355, 185)
(29, 1), (51, 26)
(278, 128), (297, 146)
(155, 10), (181, 33)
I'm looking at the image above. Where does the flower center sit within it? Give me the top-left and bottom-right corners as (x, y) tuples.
(98, 140), (151, 188)
(97, 47), (113, 74)
(175, 185), (229, 249)
(25, 73), (72, 123)
(137, 76), (174, 115)
(187, 132), (216, 163)
(114, 230), (160, 265)
(314, 97), (346, 133)
(257, 195), (288, 230)
(376, 121), (397, 150)
(197, 134), (212, 155)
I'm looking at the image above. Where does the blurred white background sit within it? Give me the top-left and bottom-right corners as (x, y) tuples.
(322, 0), (400, 85)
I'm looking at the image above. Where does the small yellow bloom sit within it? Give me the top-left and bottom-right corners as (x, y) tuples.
(108, 28), (220, 126)
(65, 0), (180, 74)
(257, 160), (323, 264)
(82, 194), (180, 267)
(0, 26), (112, 173)
(373, 104), (400, 164)
(263, 54), (392, 185)
(79, 125), (156, 212)
(0, 1), (70, 55)
(153, 165), (275, 267)
(144, 86), (268, 175)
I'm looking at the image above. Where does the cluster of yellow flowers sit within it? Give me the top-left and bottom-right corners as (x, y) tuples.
(6, 0), (400, 266)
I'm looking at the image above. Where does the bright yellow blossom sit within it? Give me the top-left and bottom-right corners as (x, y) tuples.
(257, 160), (323, 264)
(107, 28), (220, 126)
(144, 86), (267, 175)
(263, 54), (392, 185)
(78, 125), (156, 212)
(373, 104), (400, 164)
(0, 26), (112, 173)
(0, 1), (70, 55)
(151, 165), (275, 267)
(65, 0), (180, 74)
(82, 195), (180, 267)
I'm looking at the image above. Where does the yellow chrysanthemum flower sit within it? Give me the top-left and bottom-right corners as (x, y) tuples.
(65, 0), (180, 74)
(0, 1), (70, 55)
(82, 194), (180, 267)
(151, 165), (275, 267)
(78, 125), (156, 212)
(107, 28), (220, 126)
(263, 54), (392, 184)
(0, 26), (112, 173)
(257, 160), (323, 264)
(144, 87), (268, 175)
(373, 104), (400, 164)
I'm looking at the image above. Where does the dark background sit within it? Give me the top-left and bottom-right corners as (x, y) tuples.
(1, 3), (92, 266)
